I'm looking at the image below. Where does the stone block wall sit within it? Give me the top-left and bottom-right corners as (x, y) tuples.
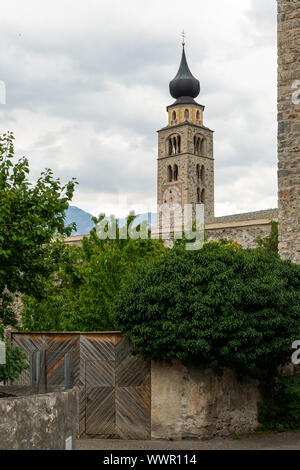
(206, 219), (273, 249)
(277, 0), (300, 262)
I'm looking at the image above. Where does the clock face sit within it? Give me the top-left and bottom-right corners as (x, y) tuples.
(161, 184), (182, 211)
(163, 186), (181, 205)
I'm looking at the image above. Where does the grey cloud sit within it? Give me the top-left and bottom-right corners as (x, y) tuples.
(0, 0), (279, 216)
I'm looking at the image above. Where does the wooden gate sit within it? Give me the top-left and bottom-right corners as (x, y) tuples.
(10, 332), (151, 439)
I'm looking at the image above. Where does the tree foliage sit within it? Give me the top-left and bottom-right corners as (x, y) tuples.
(255, 220), (278, 254)
(0, 132), (76, 381)
(0, 340), (28, 384)
(258, 375), (300, 431)
(21, 214), (166, 332)
(115, 241), (300, 380)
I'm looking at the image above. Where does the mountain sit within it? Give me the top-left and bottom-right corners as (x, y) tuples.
(65, 206), (94, 235)
(65, 206), (157, 236)
(118, 213), (157, 230)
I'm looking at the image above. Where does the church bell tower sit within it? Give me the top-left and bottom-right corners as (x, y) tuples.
(157, 42), (214, 232)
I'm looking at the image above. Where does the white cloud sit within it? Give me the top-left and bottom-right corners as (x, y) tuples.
(0, 0), (278, 218)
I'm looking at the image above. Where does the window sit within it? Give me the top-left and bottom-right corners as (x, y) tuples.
(173, 137), (177, 154)
(168, 165), (173, 182)
(174, 164), (178, 181)
(177, 136), (181, 154)
(194, 136), (201, 154)
(201, 189), (205, 203)
(194, 135), (206, 155)
(196, 110), (200, 120)
(172, 111), (176, 121)
(196, 164), (200, 180)
(169, 138), (173, 156)
(201, 138), (206, 155)
(197, 188), (205, 204)
(200, 165), (204, 183)
(168, 135), (181, 155)
(184, 109), (189, 120)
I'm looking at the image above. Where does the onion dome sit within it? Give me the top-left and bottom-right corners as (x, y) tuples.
(169, 46), (200, 100)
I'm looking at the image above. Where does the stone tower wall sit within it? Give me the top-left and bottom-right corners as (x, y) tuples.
(277, 0), (300, 262)
(157, 123), (214, 224)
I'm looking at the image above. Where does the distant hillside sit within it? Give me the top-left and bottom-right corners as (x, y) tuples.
(118, 213), (157, 230)
(65, 206), (94, 235)
(65, 206), (157, 235)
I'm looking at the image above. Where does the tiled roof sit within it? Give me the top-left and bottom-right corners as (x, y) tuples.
(214, 209), (278, 223)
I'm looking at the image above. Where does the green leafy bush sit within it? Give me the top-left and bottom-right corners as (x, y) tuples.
(258, 376), (300, 431)
(115, 242), (300, 379)
(0, 340), (29, 384)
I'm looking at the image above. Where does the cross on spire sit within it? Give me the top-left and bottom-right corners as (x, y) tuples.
(181, 30), (186, 46)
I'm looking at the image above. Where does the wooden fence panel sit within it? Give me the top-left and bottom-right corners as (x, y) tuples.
(11, 333), (80, 387)
(11, 332), (151, 440)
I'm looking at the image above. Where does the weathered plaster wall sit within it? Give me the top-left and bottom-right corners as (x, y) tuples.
(151, 361), (260, 440)
(277, 0), (300, 263)
(0, 387), (78, 450)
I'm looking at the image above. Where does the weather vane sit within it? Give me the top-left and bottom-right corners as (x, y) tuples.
(181, 30), (186, 46)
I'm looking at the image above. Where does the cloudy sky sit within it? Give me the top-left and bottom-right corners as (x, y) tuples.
(0, 0), (277, 218)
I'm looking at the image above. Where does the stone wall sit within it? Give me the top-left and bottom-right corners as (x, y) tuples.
(66, 220), (273, 250)
(215, 209), (278, 224)
(0, 387), (78, 450)
(277, 0), (300, 263)
(206, 219), (273, 249)
(151, 361), (260, 440)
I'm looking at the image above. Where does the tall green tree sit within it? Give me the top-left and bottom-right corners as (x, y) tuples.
(0, 132), (76, 381)
(21, 214), (166, 331)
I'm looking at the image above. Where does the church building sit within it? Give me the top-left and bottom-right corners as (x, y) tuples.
(155, 42), (277, 246)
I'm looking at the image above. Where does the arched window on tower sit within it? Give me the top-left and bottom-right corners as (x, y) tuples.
(168, 165), (173, 182)
(201, 138), (206, 155)
(194, 136), (205, 155)
(184, 109), (189, 121)
(173, 164), (178, 181)
(196, 110), (200, 121)
(173, 137), (177, 155)
(172, 111), (176, 121)
(196, 164), (200, 181)
(197, 187), (201, 204)
(167, 135), (181, 156)
(201, 189), (205, 203)
(177, 136), (181, 154)
(168, 138), (173, 156)
(167, 134), (181, 156)
(200, 165), (205, 184)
